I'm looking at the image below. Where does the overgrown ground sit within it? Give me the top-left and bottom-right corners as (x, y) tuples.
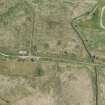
(0, 0), (96, 61)
(0, 60), (96, 105)
(1, 0), (105, 105)
(76, 0), (105, 63)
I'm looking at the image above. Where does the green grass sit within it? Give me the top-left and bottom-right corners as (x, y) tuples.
(0, 1), (32, 25)
(77, 5), (105, 47)
(35, 65), (44, 76)
(79, 8), (100, 29)
(91, 8), (100, 28)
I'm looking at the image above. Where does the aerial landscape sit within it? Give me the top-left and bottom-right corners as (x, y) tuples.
(0, 0), (105, 105)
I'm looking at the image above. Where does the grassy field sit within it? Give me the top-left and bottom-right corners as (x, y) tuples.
(0, 1), (33, 55)
(0, 60), (96, 105)
(31, 0), (90, 61)
(76, 0), (105, 63)
(96, 65), (105, 105)
(0, 0), (104, 105)
(1, 59), (105, 105)
(0, 0), (93, 62)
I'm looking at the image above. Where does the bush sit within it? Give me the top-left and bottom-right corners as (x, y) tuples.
(35, 66), (44, 76)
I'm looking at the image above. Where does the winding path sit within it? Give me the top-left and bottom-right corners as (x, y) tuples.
(100, 6), (105, 29)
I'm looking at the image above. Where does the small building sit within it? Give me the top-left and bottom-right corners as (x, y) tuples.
(19, 50), (28, 56)
(18, 50), (28, 61)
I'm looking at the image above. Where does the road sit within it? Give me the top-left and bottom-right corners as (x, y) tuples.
(100, 6), (105, 29)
